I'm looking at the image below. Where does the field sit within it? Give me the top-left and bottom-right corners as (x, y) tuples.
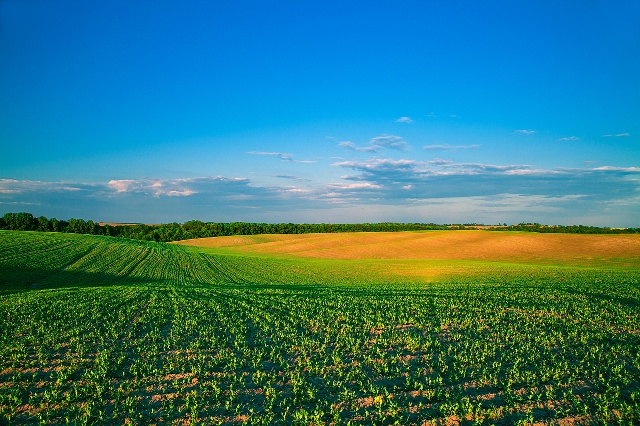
(176, 231), (640, 264)
(1, 230), (639, 425)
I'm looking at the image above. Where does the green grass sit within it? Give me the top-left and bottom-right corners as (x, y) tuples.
(1, 230), (639, 425)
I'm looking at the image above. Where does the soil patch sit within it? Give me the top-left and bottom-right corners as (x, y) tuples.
(176, 231), (640, 266)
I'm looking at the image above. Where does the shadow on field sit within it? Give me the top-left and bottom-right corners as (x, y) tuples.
(0, 265), (154, 294)
(0, 265), (334, 295)
(561, 286), (640, 309)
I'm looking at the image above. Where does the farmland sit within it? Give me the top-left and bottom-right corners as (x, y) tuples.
(1, 230), (639, 424)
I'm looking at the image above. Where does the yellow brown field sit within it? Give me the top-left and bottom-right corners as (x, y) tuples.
(176, 230), (640, 267)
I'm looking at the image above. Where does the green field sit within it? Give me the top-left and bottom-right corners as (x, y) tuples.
(1, 230), (639, 425)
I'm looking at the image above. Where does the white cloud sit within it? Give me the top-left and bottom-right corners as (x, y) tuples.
(1, 179), (97, 195)
(338, 141), (378, 152)
(592, 166), (640, 172)
(108, 179), (197, 197)
(328, 182), (382, 190)
(395, 116), (414, 123)
(423, 144), (480, 150)
(515, 129), (536, 135)
(106, 177), (256, 198)
(558, 136), (580, 141)
(274, 175), (311, 182)
(280, 187), (313, 194)
(339, 134), (409, 152)
(333, 158), (418, 172)
(328, 158), (640, 214)
(603, 133), (631, 137)
(246, 151), (316, 163)
(2, 164), (639, 226)
(108, 179), (135, 193)
(370, 135), (409, 150)
(166, 190), (196, 197)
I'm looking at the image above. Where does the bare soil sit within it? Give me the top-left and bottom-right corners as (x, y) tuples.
(176, 231), (640, 266)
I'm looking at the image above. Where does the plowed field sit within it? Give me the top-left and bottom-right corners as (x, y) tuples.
(177, 231), (640, 267)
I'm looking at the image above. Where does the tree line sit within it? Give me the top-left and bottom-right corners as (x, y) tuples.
(1, 212), (638, 242)
(492, 223), (640, 234)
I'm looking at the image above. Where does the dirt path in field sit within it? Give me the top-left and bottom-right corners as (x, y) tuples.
(176, 231), (640, 266)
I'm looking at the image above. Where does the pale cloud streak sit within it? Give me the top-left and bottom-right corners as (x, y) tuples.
(328, 182), (382, 190)
(423, 144), (480, 150)
(558, 136), (580, 141)
(2, 161), (639, 226)
(395, 116), (414, 123)
(0, 179), (99, 195)
(107, 177), (234, 197)
(603, 133), (631, 137)
(338, 141), (378, 152)
(329, 157), (640, 205)
(339, 134), (409, 152)
(515, 129), (536, 135)
(246, 151), (316, 163)
(273, 175), (311, 182)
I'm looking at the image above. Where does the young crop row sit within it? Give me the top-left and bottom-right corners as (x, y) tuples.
(1, 231), (639, 424)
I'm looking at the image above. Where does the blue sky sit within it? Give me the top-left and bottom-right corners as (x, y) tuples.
(1, 1), (639, 226)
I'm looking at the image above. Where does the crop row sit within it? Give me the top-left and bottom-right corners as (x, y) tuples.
(0, 231), (639, 424)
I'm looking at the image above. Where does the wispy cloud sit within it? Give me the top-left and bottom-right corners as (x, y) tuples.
(0, 179), (99, 195)
(424, 112), (458, 119)
(2, 164), (639, 226)
(423, 144), (480, 150)
(328, 157), (640, 209)
(603, 133), (631, 137)
(328, 182), (382, 190)
(558, 136), (580, 141)
(395, 116), (414, 123)
(334, 158), (418, 173)
(370, 135), (409, 150)
(246, 151), (316, 163)
(338, 141), (378, 153)
(591, 166), (640, 172)
(274, 175), (311, 182)
(332, 159), (545, 190)
(107, 177), (248, 197)
(339, 134), (409, 152)
(515, 129), (536, 135)
(0, 176), (325, 222)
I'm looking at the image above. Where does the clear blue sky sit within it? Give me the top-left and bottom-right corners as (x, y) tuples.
(1, 1), (639, 226)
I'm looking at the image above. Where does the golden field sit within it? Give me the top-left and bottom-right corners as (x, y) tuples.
(176, 230), (640, 264)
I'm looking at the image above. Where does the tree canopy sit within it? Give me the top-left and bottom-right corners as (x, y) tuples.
(1, 212), (637, 242)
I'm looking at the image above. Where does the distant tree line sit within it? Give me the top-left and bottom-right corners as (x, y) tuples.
(0, 212), (453, 242)
(1, 212), (638, 242)
(492, 223), (640, 234)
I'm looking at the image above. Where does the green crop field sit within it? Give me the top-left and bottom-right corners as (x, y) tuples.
(1, 230), (639, 425)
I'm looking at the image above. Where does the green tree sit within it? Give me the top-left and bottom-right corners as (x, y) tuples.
(2, 212), (36, 231)
(37, 216), (51, 232)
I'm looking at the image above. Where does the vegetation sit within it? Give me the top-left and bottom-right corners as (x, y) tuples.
(1, 212), (638, 243)
(1, 230), (639, 424)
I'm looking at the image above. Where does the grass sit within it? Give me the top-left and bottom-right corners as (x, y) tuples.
(1, 230), (639, 425)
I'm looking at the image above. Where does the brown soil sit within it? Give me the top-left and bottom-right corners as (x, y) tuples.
(176, 231), (640, 266)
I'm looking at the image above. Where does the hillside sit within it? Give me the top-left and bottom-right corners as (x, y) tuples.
(177, 230), (640, 268)
(1, 230), (639, 424)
